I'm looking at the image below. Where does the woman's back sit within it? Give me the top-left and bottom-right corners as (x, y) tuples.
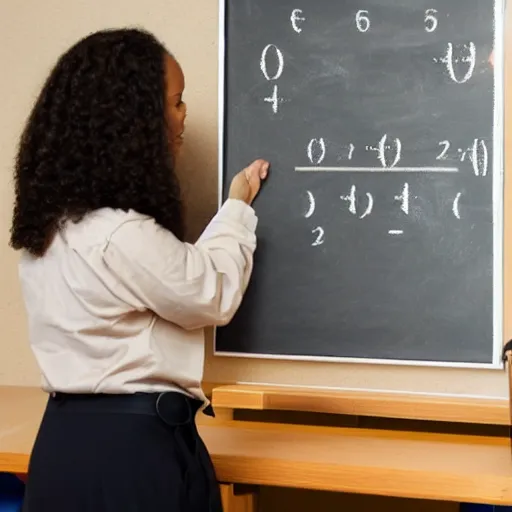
(19, 200), (256, 401)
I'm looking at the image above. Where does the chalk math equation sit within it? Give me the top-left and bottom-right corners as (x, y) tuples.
(260, 9), (479, 115)
(298, 132), (489, 242)
(304, 183), (463, 246)
(255, 7), (494, 243)
(298, 135), (488, 176)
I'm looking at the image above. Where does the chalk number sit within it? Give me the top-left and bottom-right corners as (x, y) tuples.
(356, 9), (439, 33)
(425, 9), (438, 32)
(355, 10), (370, 32)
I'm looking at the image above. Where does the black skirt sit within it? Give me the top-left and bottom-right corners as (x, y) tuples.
(22, 391), (223, 512)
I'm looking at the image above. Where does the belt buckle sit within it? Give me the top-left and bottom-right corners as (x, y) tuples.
(155, 392), (192, 427)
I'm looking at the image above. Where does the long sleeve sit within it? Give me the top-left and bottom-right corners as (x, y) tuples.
(101, 199), (258, 330)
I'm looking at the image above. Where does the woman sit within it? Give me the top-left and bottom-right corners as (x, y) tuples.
(10, 27), (269, 511)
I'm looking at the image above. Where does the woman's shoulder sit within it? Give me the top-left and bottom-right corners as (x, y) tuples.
(58, 208), (155, 252)
(75, 207), (150, 231)
(86, 207), (151, 224)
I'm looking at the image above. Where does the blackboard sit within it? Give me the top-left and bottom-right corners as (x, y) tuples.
(215, 0), (504, 367)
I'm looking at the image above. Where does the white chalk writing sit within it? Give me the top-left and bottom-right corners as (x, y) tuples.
(452, 192), (462, 219)
(260, 44), (284, 81)
(394, 183), (410, 215)
(340, 185), (374, 219)
(433, 138), (489, 175)
(433, 42), (476, 84)
(311, 227), (325, 246)
(356, 10), (370, 32)
(264, 85), (284, 114)
(291, 9), (306, 33)
(305, 191), (315, 218)
(437, 140), (450, 160)
(307, 138), (326, 165)
(366, 134), (402, 168)
(470, 138), (488, 177)
(424, 9), (438, 32)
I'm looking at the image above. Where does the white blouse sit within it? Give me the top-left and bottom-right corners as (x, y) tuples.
(18, 199), (257, 405)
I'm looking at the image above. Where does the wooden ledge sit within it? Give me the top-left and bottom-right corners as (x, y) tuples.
(212, 384), (510, 425)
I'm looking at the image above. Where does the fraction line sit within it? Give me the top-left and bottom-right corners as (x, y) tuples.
(295, 166), (459, 173)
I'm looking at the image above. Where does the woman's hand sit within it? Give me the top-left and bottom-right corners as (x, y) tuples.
(229, 159), (269, 205)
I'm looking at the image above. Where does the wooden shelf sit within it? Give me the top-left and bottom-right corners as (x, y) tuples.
(203, 420), (512, 505)
(212, 384), (510, 425)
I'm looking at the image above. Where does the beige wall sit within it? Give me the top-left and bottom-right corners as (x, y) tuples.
(0, 1), (509, 397)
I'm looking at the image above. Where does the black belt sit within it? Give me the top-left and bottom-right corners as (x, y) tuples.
(48, 391), (215, 424)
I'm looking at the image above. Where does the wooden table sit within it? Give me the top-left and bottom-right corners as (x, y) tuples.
(2, 386), (512, 508)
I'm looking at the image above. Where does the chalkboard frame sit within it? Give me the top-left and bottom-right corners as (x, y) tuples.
(214, 0), (506, 370)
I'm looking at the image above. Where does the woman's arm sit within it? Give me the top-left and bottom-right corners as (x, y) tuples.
(101, 198), (258, 330)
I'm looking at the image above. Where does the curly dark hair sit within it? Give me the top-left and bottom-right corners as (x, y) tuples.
(10, 27), (184, 257)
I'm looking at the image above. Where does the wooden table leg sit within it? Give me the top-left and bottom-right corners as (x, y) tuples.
(220, 484), (258, 512)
